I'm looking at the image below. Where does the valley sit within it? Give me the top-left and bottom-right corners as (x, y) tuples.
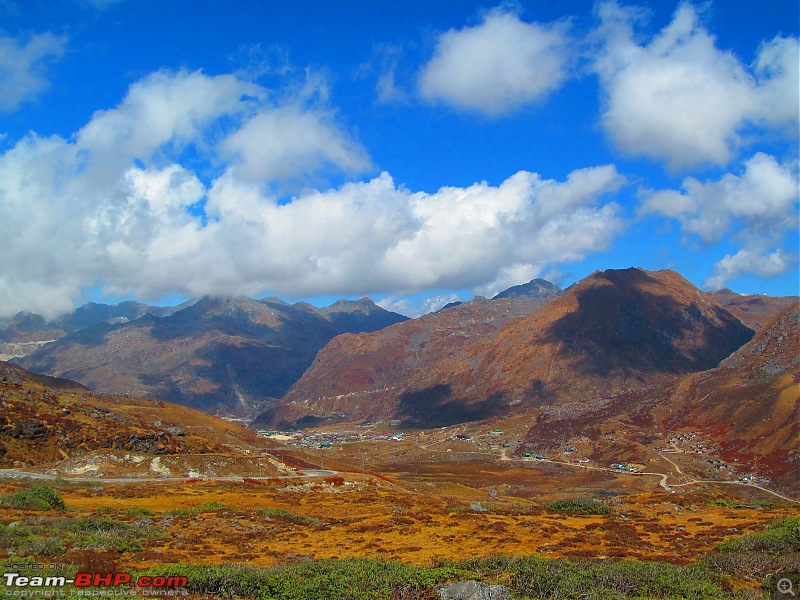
(1, 268), (798, 598)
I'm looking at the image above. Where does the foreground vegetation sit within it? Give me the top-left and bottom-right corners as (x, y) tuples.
(1, 514), (797, 599)
(0, 484), (65, 511)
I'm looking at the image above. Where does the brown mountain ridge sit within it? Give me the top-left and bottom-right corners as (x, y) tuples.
(267, 268), (758, 428)
(257, 280), (563, 428)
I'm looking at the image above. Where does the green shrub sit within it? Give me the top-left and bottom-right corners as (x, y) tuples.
(0, 515), (158, 557)
(0, 486), (65, 510)
(701, 518), (800, 581)
(717, 518), (800, 553)
(511, 556), (726, 598)
(165, 501), (232, 517)
(135, 557), (733, 599)
(0, 522), (66, 556)
(545, 497), (613, 515)
(711, 498), (775, 509)
(135, 559), (475, 599)
(257, 507), (325, 526)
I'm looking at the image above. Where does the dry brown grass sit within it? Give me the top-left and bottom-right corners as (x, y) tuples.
(1, 473), (794, 572)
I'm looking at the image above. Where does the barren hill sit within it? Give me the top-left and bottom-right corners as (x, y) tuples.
(394, 269), (753, 423)
(17, 296), (407, 416)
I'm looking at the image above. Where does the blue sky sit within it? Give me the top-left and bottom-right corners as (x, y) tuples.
(0, 0), (797, 318)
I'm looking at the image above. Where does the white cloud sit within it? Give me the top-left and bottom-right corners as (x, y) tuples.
(377, 293), (461, 318)
(641, 153), (798, 244)
(641, 152), (799, 288)
(705, 249), (792, 290)
(0, 32), (67, 112)
(76, 70), (263, 162)
(376, 70), (404, 104)
(476, 264), (540, 299)
(358, 43), (410, 105)
(0, 64), (627, 318)
(379, 167), (625, 292)
(593, 2), (799, 170)
(418, 8), (572, 116)
(752, 35), (800, 133)
(220, 105), (371, 184)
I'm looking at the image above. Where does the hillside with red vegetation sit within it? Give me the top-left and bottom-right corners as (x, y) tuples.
(664, 303), (799, 489)
(0, 361), (265, 468)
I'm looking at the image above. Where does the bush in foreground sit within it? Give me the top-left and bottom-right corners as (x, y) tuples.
(0, 485), (65, 510)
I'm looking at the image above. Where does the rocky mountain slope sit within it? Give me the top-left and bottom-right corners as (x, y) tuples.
(268, 269), (757, 428)
(16, 296), (407, 415)
(257, 280), (562, 428)
(0, 361), (265, 468)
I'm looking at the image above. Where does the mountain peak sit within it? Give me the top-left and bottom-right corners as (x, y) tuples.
(326, 297), (379, 312)
(492, 278), (562, 301)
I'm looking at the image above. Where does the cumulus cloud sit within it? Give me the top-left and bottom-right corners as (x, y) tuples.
(0, 32), (67, 112)
(76, 70), (264, 162)
(220, 106), (371, 184)
(704, 248), (792, 291)
(0, 67), (626, 317)
(641, 152), (799, 288)
(418, 8), (572, 116)
(641, 153), (798, 244)
(593, 2), (799, 170)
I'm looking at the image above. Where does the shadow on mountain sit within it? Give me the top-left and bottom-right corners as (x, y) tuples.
(398, 384), (507, 428)
(136, 374), (195, 409)
(544, 269), (754, 375)
(525, 378), (559, 406)
(59, 322), (115, 347)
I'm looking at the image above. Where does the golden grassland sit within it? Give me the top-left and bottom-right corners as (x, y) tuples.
(1, 469), (796, 573)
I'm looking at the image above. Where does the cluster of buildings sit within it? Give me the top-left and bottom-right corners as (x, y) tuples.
(256, 429), (405, 448)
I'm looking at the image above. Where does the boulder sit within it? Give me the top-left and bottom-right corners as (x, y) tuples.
(438, 580), (510, 600)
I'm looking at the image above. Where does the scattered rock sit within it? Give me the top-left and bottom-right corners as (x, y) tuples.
(439, 581), (510, 600)
(13, 421), (48, 440)
(286, 554), (312, 563)
(470, 501), (487, 513)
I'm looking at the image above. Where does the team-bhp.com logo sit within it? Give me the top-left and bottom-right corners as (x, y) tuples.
(3, 571), (188, 596)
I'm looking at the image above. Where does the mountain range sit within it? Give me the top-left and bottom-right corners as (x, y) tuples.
(5, 269), (796, 429)
(13, 296), (407, 415)
(258, 278), (563, 427)
(263, 269), (792, 427)
(3, 266), (798, 491)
